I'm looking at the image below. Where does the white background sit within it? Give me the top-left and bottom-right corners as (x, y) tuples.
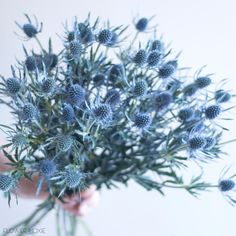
(0, 0), (236, 235)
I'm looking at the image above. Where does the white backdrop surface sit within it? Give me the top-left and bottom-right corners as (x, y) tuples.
(0, 0), (236, 236)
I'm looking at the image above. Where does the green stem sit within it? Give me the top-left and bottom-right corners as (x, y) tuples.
(79, 219), (93, 236)
(35, 36), (45, 53)
(219, 138), (236, 146)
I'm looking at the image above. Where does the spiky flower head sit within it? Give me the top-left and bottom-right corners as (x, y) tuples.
(69, 41), (83, 57)
(135, 18), (148, 32)
(64, 166), (84, 188)
(147, 51), (161, 67)
(134, 113), (152, 129)
(189, 137), (206, 150)
(67, 31), (78, 42)
(150, 40), (163, 51)
(79, 27), (94, 44)
(93, 73), (106, 85)
(178, 108), (194, 122)
(41, 77), (55, 94)
(97, 29), (113, 45)
(133, 49), (147, 66)
(6, 77), (21, 94)
(22, 103), (37, 120)
(0, 174), (15, 192)
(56, 135), (73, 152)
(105, 89), (121, 107)
(68, 84), (85, 106)
(61, 104), (75, 122)
(219, 179), (235, 192)
(215, 90), (231, 103)
(12, 133), (28, 148)
(93, 104), (112, 123)
(205, 105), (221, 120)
(196, 76), (211, 89)
(25, 56), (37, 71)
(154, 92), (172, 111)
(23, 23), (38, 38)
(39, 159), (57, 178)
(204, 137), (216, 150)
(108, 64), (125, 81)
(133, 80), (148, 97)
(43, 53), (58, 69)
(158, 63), (175, 78)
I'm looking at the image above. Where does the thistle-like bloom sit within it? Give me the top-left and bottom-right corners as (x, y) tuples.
(61, 104), (75, 122)
(150, 40), (164, 51)
(93, 73), (106, 85)
(134, 113), (152, 129)
(219, 180), (235, 192)
(205, 105), (221, 120)
(158, 63), (176, 79)
(204, 137), (216, 150)
(97, 29), (113, 45)
(105, 89), (121, 107)
(0, 174), (15, 192)
(215, 90), (231, 103)
(56, 135), (74, 152)
(147, 51), (161, 67)
(64, 167), (84, 188)
(68, 84), (86, 106)
(21, 103), (38, 121)
(92, 104), (113, 125)
(69, 41), (83, 59)
(133, 80), (148, 97)
(5, 77), (21, 95)
(189, 137), (206, 150)
(39, 159), (57, 178)
(134, 16), (156, 33)
(108, 64), (125, 82)
(135, 18), (148, 32)
(15, 14), (42, 39)
(154, 92), (173, 112)
(195, 76), (211, 89)
(41, 77), (55, 94)
(178, 108), (194, 122)
(133, 49), (147, 66)
(79, 26), (94, 44)
(12, 133), (28, 148)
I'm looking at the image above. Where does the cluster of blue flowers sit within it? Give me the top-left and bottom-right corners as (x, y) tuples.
(0, 14), (235, 211)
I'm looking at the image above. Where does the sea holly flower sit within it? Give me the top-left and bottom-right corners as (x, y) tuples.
(218, 166), (236, 205)
(195, 76), (212, 89)
(215, 89), (231, 103)
(61, 104), (75, 123)
(178, 108), (195, 122)
(97, 29), (113, 45)
(134, 113), (152, 129)
(133, 16), (157, 33)
(132, 49), (148, 66)
(158, 63), (176, 79)
(133, 80), (148, 97)
(92, 103), (113, 126)
(153, 91), (173, 112)
(205, 104), (221, 120)
(0, 174), (16, 192)
(67, 84), (86, 106)
(15, 14), (42, 39)
(105, 89), (121, 107)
